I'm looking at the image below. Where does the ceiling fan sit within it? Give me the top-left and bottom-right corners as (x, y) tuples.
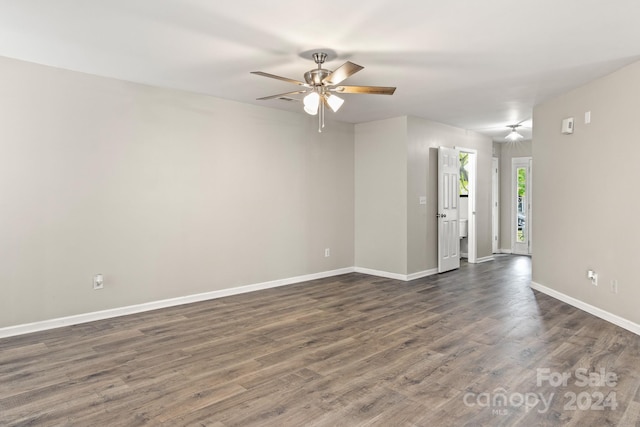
(251, 52), (396, 132)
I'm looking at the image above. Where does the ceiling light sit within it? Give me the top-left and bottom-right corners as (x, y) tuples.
(303, 92), (320, 115)
(505, 125), (524, 142)
(325, 94), (344, 112)
(252, 51), (395, 133)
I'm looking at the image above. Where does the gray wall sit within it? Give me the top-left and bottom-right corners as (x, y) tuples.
(1, 53), (497, 330)
(0, 56), (355, 328)
(354, 117), (408, 274)
(355, 116), (493, 276)
(533, 60), (640, 325)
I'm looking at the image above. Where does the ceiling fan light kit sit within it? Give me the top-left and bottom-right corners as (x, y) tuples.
(252, 51), (396, 132)
(303, 92), (320, 115)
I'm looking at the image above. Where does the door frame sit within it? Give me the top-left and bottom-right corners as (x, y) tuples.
(456, 147), (477, 263)
(492, 157), (499, 254)
(512, 157), (532, 255)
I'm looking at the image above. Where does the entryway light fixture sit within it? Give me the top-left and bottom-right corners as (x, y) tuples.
(505, 125), (524, 142)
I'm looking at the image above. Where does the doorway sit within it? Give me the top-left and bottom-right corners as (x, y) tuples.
(512, 157), (532, 255)
(437, 146), (478, 273)
(458, 147), (477, 263)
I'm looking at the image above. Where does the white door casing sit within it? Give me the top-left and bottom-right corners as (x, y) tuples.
(460, 149), (477, 263)
(438, 146), (460, 273)
(528, 157), (533, 254)
(492, 157), (499, 254)
(512, 157), (532, 255)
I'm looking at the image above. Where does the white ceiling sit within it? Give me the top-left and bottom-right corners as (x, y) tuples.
(1, 1), (639, 141)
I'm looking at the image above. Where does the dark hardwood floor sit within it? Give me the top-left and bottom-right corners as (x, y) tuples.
(1, 255), (640, 426)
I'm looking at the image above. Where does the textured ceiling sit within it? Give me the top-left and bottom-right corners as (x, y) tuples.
(1, 0), (639, 141)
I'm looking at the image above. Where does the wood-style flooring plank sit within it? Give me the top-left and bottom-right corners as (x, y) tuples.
(1, 255), (640, 426)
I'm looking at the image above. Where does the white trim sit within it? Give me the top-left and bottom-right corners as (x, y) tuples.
(354, 267), (438, 282)
(464, 255), (494, 264)
(499, 249), (513, 254)
(512, 157), (532, 255)
(406, 268), (439, 281)
(528, 157), (533, 254)
(0, 267), (355, 339)
(530, 281), (640, 336)
(491, 157), (500, 254)
(354, 267), (407, 281)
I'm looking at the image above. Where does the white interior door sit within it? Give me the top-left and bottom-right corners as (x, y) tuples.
(438, 147), (460, 273)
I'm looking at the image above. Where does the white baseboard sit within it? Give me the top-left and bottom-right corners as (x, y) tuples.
(354, 267), (438, 282)
(354, 267), (407, 281)
(0, 267), (355, 339)
(475, 255), (495, 263)
(499, 249), (513, 254)
(530, 281), (640, 337)
(406, 268), (439, 281)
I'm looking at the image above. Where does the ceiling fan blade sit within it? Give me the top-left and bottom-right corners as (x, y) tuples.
(251, 71), (308, 86)
(333, 85), (396, 95)
(256, 90), (309, 101)
(322, 61), (364, 85)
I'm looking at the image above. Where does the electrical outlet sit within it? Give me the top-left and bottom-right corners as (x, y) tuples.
(324, 248), (330, 257)
(611, 280), (618, 294)
(93, 274), (104, 290)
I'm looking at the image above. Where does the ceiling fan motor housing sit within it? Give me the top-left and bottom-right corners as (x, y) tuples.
(304, 69), (331, 86)
(304, 52), (331, 86)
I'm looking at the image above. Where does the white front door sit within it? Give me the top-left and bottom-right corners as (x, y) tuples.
(438, 147), (460, 273)
(513, 157), (532, 255)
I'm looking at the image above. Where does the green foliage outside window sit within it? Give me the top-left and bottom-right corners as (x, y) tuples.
(517, 167), (526, 242)
(518, 167), (526, 197)
(459, 152), (469, 196)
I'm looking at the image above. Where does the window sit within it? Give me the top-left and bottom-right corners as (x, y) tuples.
(460, 152), (469, 197)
